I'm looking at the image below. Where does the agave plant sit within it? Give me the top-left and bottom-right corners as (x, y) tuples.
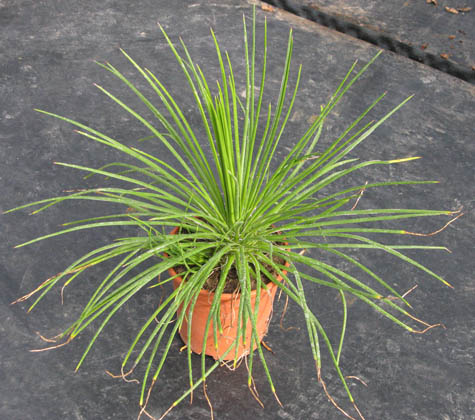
(8, 7), (459, 419)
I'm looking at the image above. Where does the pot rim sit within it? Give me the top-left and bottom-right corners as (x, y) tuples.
(165, 225), (290, 298)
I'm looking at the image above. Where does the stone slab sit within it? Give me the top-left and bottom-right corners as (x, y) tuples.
(265, 0), (475, 81)
(1, 0), (474, 419)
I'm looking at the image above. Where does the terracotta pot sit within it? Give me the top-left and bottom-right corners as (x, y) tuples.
(167, 226), (289, 360)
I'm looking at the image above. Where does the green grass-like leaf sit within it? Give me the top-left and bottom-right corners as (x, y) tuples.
(8, 6), (458, 419)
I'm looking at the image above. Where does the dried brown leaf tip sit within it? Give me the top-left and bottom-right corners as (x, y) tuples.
(448, 35), (456, 39)
(458, 7), (471, 12)
(421, 43), (428, 50)
(445, 6), (459, 14)
(261, 4), (275, 12)
(440, 53), (450, 60)
(426, 0), (438, 5)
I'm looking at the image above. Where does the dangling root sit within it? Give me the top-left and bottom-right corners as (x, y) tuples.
(105, 365), (139, 384)
(383, 285), (445, 333)
(351, 181), (368, 211)
(36, 331), (63, 343)
(401, 285), (418, 299)
(155, 313), (175, 325)
(244, 356), (264, 408)
(277, 281), (284, 301)
(317, 365), (362, 420)
(412, 323), (445, 334)
(272, 389), (283, 408)
(157, 403), (175, 420)
(11, 262), (97, 307)
(407, 312), (444, 329)
(11, 276), (56, 305)
(249, 385), (264, 408)
(220, 354), (245, 371)
(60, 282), (67, 305)
(403, 211), (463, 237)
(261, 340), (274, 354)
(279, 294), (299, 332)
(203, 381), (214, 420)
(346, 376), (368, 387)
(30, 335), (72, 352)
(140, 408), (158, 420)
(386, 284), (418, 302)
(352, 402), (366, 420)
(138, 379), (157, 420)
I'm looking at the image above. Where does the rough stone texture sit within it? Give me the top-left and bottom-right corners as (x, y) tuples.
(265, 0), (475, 81)
(1, 0), (474, 419)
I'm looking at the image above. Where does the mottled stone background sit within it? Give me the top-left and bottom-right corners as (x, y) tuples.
(1, 1), (474, 419)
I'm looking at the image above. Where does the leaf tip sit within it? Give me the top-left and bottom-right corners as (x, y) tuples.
(444, 279), (454, 289)
(388, 156), (421, 164)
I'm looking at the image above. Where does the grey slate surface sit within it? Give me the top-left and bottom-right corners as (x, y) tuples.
(268, 0), (475, 79)
(1, 0), (474, 419)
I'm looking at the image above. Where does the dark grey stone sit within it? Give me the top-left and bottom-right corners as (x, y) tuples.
(265, 0), (475, 81)
(1, 1), (474, 419)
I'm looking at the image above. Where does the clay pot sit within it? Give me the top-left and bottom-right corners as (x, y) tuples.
(167, 226), (288, 360)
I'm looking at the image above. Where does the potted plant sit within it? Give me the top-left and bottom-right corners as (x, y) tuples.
(8, 7), (460, 419)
